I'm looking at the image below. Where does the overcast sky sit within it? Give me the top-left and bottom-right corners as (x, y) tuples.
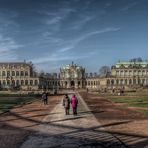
(0, 0), (148, 73)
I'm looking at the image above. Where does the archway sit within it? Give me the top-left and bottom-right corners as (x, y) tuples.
(71, 81), (75, 87)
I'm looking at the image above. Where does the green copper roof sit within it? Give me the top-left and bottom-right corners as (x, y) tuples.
(114, 61), (148, 68)
(61, 63), (83, 70)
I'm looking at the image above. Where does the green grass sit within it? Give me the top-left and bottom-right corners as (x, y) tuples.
(0, 97), (37, 113)
(138, 109), (148, 116)
(129, 103), (148, 108)
(0, 93), (40, 97)
(107, 97), (148, 103)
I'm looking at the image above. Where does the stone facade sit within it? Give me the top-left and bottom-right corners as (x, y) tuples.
(59, 62), (85, 89)
(106, 61), (148, 89)
(0, 62), (40, 90)
(85, 61), (148, 90)
(1, 60), (148, 91)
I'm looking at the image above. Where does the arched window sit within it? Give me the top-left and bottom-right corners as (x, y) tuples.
(21, 71), (24, 76)
(25, 71), (28, 76)
(21, 80), (24, 85)
(7, 80), (10, 85)
(111, 79), (114, 85)
(35, 80), (38, 85)
(12, 71), (15, 76)
(16, 71), (19, 76)
(3, 80), (6, 85)
(107, 79), (110, 85)
(16, 80), (19, 86)
(2, 71), (5, 76)
(30, 80), (33, 85)
(116, 79), (119, 85)
(129, 79), (132, 85)
(25, 80), (28, 85)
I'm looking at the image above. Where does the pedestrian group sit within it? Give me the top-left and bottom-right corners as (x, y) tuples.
(63, 94), (78, 115)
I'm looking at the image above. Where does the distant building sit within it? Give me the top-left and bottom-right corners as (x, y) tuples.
(1, 60), (148, 91)
(107, 61), (148, 87)
(0, 61), (40, 90)
(59, 62), (85, 89)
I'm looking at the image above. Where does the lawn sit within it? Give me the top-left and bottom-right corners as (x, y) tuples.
(107, 97), (148, 103)
(102, 94), (148, 116)
(0, 97), (38, 113)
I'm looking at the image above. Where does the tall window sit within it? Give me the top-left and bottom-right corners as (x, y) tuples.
(7, 71), (10, 77)
(34, 80), (38, 85)
(25, 80), (28, 85)
(21, 71), (24, 76)
(21, 80), (24, 85)
(16, 80), (19, 86)
(25, 71), (28, 76)
(16, 71), (19, 76)
(12, 71), (15, 76)
(30, 80), (33, 85)
(2, 71), (5, 76)
(3, 80), (6, 85)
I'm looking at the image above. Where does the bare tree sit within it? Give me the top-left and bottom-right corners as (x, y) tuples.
(130, 57), (143, 62)
(99, 66), (110, 77)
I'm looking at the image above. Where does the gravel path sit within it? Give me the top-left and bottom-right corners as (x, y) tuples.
(20, 91), (126, 148)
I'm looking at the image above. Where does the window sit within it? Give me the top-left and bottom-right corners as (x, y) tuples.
(3, 80), (6, 85)
(21, 80), (24, 85)
(16, 71), (19, 76)
(16, 80), (19, 86)
(7, 71), (10, 77)
(7, 80), (10, 85)
(25, 71), (28, 76)
(34, 80), (38, 85)
(2, 71), (5, 76)
(12, 71), (15, 76)
(25, 80), (28, 85)
(30, 80), (33, 85)
(21, 71), (24, 76)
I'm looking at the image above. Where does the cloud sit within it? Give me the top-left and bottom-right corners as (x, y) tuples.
(59, 46), (74, 52)
(58, 27), (120, 53)
(76, 27), (120, 42)
(69, 15), (94, 30)
(121, 2), (138, 11)
(0, 35), (22, 61)
(0, 9), (19, 33)
(31, 51), (91, 65)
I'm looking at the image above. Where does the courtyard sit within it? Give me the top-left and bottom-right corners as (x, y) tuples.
(0, 90), (148, 148)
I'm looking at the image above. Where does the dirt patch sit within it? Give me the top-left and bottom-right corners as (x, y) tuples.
(79, 91), (148, 136)
(0, 95), (62, 148)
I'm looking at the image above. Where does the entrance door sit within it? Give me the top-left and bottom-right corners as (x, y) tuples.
(71, 81), (75, 88)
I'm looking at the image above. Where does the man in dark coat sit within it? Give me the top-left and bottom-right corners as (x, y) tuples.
(42, 91), (48, 105)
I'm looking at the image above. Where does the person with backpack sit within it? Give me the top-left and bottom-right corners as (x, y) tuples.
(63, 94), (70, 115)
(70, 94), (78, 115)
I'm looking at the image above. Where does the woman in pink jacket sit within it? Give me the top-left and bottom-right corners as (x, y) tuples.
(70, 94), (78, 115)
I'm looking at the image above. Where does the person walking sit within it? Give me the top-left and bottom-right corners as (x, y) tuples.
(63, 94), (70, 115)
(70, 94), (78, 115)
(42, 91), (48, 105)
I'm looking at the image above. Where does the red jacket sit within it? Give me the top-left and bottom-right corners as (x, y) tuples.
(70, 95), (78, 108)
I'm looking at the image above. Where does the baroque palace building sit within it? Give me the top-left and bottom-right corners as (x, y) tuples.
(86, 60), (148, 90)
(0, 60), (148, 91)
(0, 61), (43, 90)
(107, 61), (148, 88)
(59, 62), (85, 89)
